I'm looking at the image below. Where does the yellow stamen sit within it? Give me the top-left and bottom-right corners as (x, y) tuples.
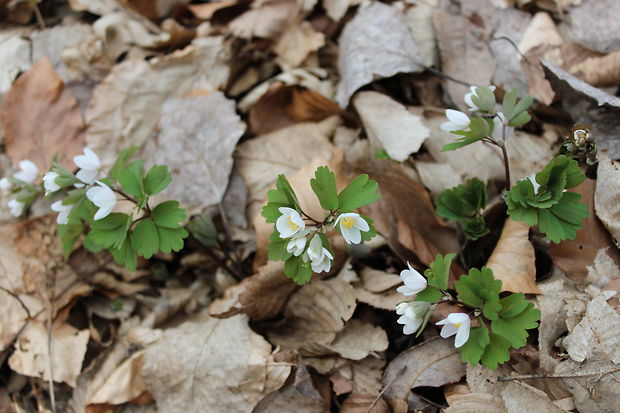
(288, 216), (299, 231)
(340, 217), (355, 229)
(454, 322), (461, 328)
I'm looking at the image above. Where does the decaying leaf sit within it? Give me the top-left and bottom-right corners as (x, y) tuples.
(568, 0), (620, 53)
(501, 381), (567, 413)
(141, 92), (245, 215)
(595, 159), (620, 248)
(415, 161), (462, 197)
(304, 319), (388, 360)
(9, 320), (90, 387)
(352, 92), (429, 162)
(85, 37), (230, 166)
(486, 218), (541, 294)
(2, 58), (85, 171)
(445, 393), (508, 413)
(142, 312), (291, 412)
(382, 338), (466, 413)
(341, 393), (389, 413)
(274, 20), (325, 71)
(87, 351), (149, 407)
(518, 12), (563, 57)
(336, 1), (422, 107)
(229, 0), (299, 40)
(0, 32), (31, 94)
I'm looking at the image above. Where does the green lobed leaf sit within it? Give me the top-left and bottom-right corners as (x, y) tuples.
(461, 216), (490, 241)
(508, 111), (531, 127)
(310, 166), (339, 210)
(262, 174), (301, 223)
(88, 213), (131, 249)
(502, 87), (518, 119)
(151, 200), (186, 228)
(109, 147), (139, 182)
(337, 174), (380, 212)
(57, 222), (83, 259)
(435, 178), (487, 222)
(284, 255), (312, 285)
(459, 325), (491, 365)
(267, 229), (293, 261)
(61, 188), (87, 206)
(117, 160), (145, 199)
(359, 215), (377, 242)
(144, 165), (172, 195)
(424, 253), (455, 290)
(480, 334), (511, 370)
(187, 215), (218, 247)
(131, 218), (159, 259)
(470, 86), (496, 112)
(492, 296), (541, 348)
(157, 226), (188, 253)
(440, 118), (493, 151)
(538, 192), (588, 243)
(415, 286), (443, 303)
(455, 267), (502, 320)
(110, 238), (138, 271)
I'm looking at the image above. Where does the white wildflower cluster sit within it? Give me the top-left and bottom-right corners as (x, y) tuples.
(275, 207), (370, 273)
(0, 160), (39, 216)
(395, 263), (470, 348)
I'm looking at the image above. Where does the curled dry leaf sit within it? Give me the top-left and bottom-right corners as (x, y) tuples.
(274, 20), (325, 71)
(229, 0), (299, 40)
(85, 37), (230, 166)
(445, 393), (508, 413)
(239, 261), (298, 321)
(415, 161), (462, 197)
(302, 319), (388, 360)
(517, 12), (563, 57)
(352, 92), (429, 162)
(486, 218), (542, 294)
(501, 381), (567, 413)
(268, 278), (356, 353)
(341, 393), (389, 413)
(142, 92), (245, 215)
(9, 320), (89, 387)
(142, 313), (291, 412)
(382, 338), (466, 413)
(2, 58), (85, 171)
(550, 178), (620, 282)
(336, 1), (422, 107)
(87, 351), (148, 407)
(570, 50), (620, 88)
(595, 159), (620, 248)
(353, 268), (402, 311)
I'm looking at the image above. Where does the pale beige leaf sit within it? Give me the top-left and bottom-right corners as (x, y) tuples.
(359, 268), (402, 293)
(229, 0), (298, 40)
(586, 249), (620, 288)
(239, 261), (298, 321)
(142, 313), (291, 412)
(518, 12), (563, 56)
(323, 0), (361, 21)
(445, 393), (508, 413)
(486, 218), (542, 294)
(415, 161), (461, 197)
(336, 2), (422, 107)
(595, 159), (620, 247)
(354, 286), (403, 311)
(570, 50), (620, 88)
(0, 32), (31, 94)
(268, 278), (357, 353)
(85, 37), (230, 166)
(307, 319), (388, 360)
(505, 132), (555, 186)
(9, 321), (89, 387)
(404, 1), (437, 67)
(274, 20), (324, 70)
(87, 351), (148, 406)
(353, 92), (429, 162)
(501, 381), (566, 413)
(188, 0), (236, 19)
(341, 393), (389, 413)
(141, 92), (245, 215)
(382, 338), (466, 413)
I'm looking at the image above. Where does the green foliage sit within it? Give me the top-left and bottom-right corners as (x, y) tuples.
(435, 178), (489, 240)
(311, 166), (339, 211)
(284, 255), (312, 285)
(455, 267), (502, 320)
(337, 174), (380, 212)
(441, 118), (493, 151)
(460, 325), (490, 365)
(424, 253), (454, 291)
(506, 155), (588, 243)
(262, 174), (301, 223)
(502, 87), (534, 127)
(144, 165), (172, 196)
(187, 214), (218, 247)
(471, 86), (496, 113)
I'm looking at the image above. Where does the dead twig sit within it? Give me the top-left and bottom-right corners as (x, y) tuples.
(498, 366), (620, 382)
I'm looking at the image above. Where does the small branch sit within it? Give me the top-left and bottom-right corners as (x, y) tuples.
(366, 366), (406, 413)
(0, 286), (32, 319)
(46, 271), (56, 413)
(500, 142), (511, 191)
(498, 366), (620, 382)
(29, 0), (46, 30)
(111, 187), (139, 205)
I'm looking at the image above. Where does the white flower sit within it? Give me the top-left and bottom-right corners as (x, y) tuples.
(436, 312), (471, 348)
(305, 234), (333, 273)
(287, 229), (311, 256)
(464, 85), (496, 112)
(396, 301), (431, 335)
(527, 173), (540, 195)
(491, 112), (513, 142)
(8, 199), (24, 217)
(276, 207), (305, 238)
(396, 262), (427, 296)
(335, 212), (370, 244)
(51, 201), (73, 225)
(0, 177), (11, 191)
(13, 160), (39, 184)
(74, 147), (102, 184)
(43, 171), (61, 194)
(440, 109), (470, 132)
(86, 181), (117, 220)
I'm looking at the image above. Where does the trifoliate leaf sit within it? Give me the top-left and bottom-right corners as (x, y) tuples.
(310, 166), (339, 211)
(537, 155), (585, 190)
(508, 111), (531, 127)
(459, 325), (491, 365)
(117, 160), (145, 199)
(497, 293), (530, 318)
(284, 255), (312, 285)
(338, 174), (380, 212)
(471, 86), (496, 113)
(492, 296), (540, 348)
(267, 229), (293, 261)
(187, 215), (218, 247)
(480, 334), (511, 370)
(131, 218), (159, 259)
(144, 165), (172, 195)
(424, 253), (455, 291)
(262, 174), (301, 223)
(110, 238), (138, 271)
(415, 286), (443, 303)
(538, 192), (589, 243)
(360, 215), (377, 242)
(157, 226), (188, 253)
(455, 267), (502, 320)
(435, 178), (487, 221)
(109, 146), (139, 182)
(440, 118), (493, 151)
(57, 222), (83, 259)
(502, 87), (533, 126)
(461, 216), (490, 241)
(88, 213), (131, 249)
(152, 200), (186, 228)
(61, 188), (87, 206)
(502, 87), (518, 119)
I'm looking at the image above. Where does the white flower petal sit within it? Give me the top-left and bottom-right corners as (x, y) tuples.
(15, 160), (39, 183)
(353, 215), (370, 232)
(76, 169), (99, 185)
(74, 147), (101, 170)
(439, 323), (458, 338)
(445, 109), (469, 126)
(0, 177), (11, 190)
(341, 226), (361, 244)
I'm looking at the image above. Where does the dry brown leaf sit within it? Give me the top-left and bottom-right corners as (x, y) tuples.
(303, 319), (388, 360)
(141, 92), (245, 215)
(570, 50), (620, 88)
(238, 261), (297, 321)
(87, 351), (148, 407)
(359, 268), (402, 293)
(341, 394), (389, 413)
(268, 277), (356, 353)
(274, 20), (324, 70)
(9, 320), (89, 387)
(248, 84), (343, 135)
(336, 1), (422, 107)
(187, 0), (237, 19)
(85, 37), (230, 166)
(404, 1), (437, 68)
(445, 393), (508, 413)
(382, 338), (466, 413)
(415, 161), (462, 197)
(142, 313), (291, 412)
(568, 0), (620, 53)
(587, 249), (620, 288)
(434, 9), (495, 112)
(595, 159), (620, 247)
(323, 0), (361, 21)
(2, 58), (85, 171)
(550, 179), (620, 282)
(236, 117), (338, 220)
(501, 381), (567, 413)
(121, 0), (190, 20)
(517, 12), (563, 56)
(358, 159), (459, 267)
(67, 0), (119, 14)
(486, 218), (541, 294)
(229, 0), (298, 40)
(352, 92), (429, 162)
